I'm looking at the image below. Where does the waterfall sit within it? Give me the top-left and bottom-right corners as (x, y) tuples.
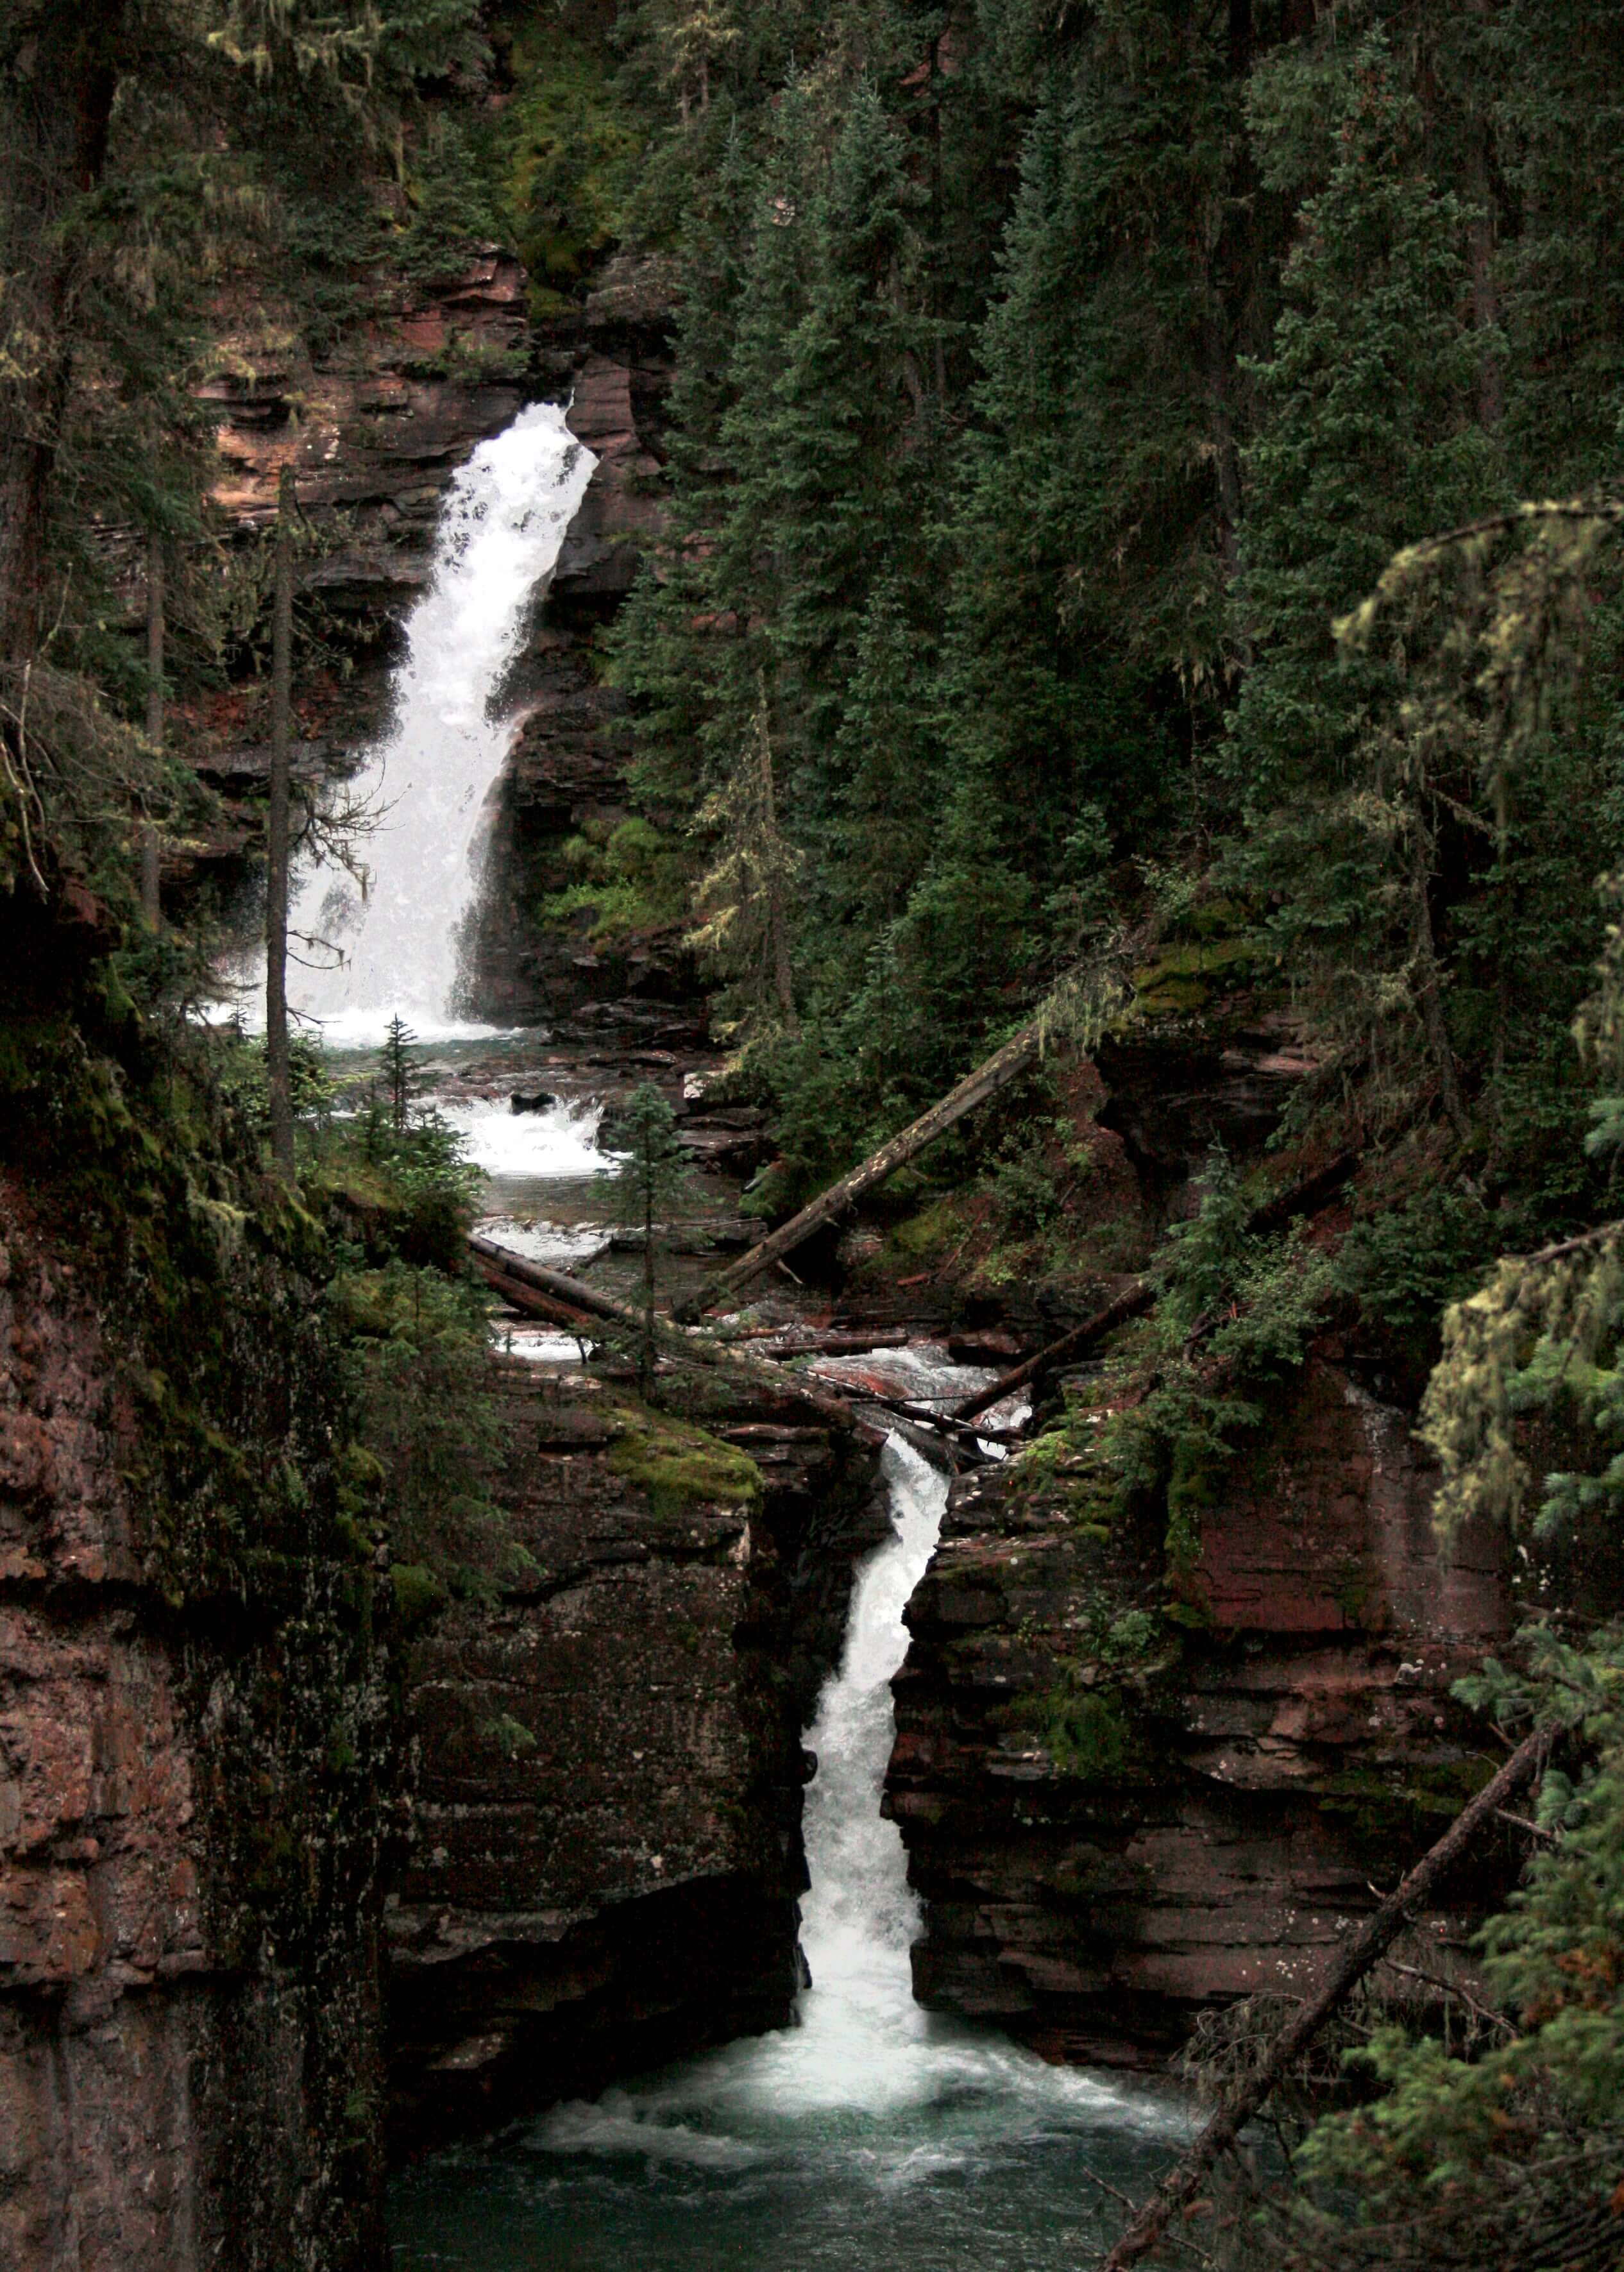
(396, 1430), (1188, 2267)
(272, 401), (596, 1042)
(782, 1434), (947, 2105)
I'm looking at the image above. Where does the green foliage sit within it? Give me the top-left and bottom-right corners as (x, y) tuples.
(1335, 1189), (1500, 1338)
(379, 1013), (418, 1135)
(502, 24), (646, 312)
(1039, 1686), (1138, 1783)
(1265, 1629), (1624, 2272)
(541, 817), (688, 942)
(332, 1260), (518, 1597)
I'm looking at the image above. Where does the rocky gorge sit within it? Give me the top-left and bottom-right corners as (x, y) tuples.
(3, 152), (1609, 2272)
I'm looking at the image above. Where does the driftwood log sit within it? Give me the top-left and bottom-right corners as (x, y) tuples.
(674, 1017), (1056, 1321)
(950, 1280), (1156, 1422)
(467, 1234), (856, 1428)
(1099, 1722), (1553, 2272)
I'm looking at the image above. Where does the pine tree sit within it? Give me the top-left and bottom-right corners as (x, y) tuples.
(1222, 31), (1504, 1133)
(380, 1016), (419, 1137)
(611, 1083), (693, 1394)
(688, 684), (802, 1037)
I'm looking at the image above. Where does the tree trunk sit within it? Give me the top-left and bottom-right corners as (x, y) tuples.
(674, 1016), (1051, 1321)
(1100, 1724), (1553, 2272)
(1411, 846), (1471, 1144)
(1467, 0), (1505, 432)
(266, 467), (296, 1180)
(949, 1281), (1157, 1423)
(140, 533), (164, 926)
(468, 1234), (858, 1428)
(761, 733), (797, 1034)
(642, 1169), (657, 1394)
(0, 3), (130, 663)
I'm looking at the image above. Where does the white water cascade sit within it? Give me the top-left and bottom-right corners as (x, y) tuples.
(271, 402), (596, 1042)
(396, 1434), (1188, 2267)
(537, 1434), (1182, 2145)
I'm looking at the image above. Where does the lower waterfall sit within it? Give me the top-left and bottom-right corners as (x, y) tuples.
(392, 1436), (1188, 2270)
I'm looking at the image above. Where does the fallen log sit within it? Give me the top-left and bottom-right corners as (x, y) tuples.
(466, 1234), (855, 1429)
(950, 1280), (1156, 1422)
(674, 1010), (1080, 1324)
(805, 1375), (1019, 1455)
(747, 1327), (913, 1360)
(951, 1151), (1360, 1423)
(1099, 1722), (1553, 2272)
(469, 1250), (600, 1330)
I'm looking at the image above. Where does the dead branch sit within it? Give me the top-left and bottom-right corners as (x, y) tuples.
(1099, 1724), (1553, 2271)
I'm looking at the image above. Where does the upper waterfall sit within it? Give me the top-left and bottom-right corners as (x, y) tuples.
(276, 400), (596, 1042)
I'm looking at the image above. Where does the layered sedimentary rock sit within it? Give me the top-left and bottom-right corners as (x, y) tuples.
(888, 1344), (1519, 2066)
(883, 941), (1534, 2065)
(0, 1186), (385, 2272)
(194, 249), (688, 1033)
(387, 1366), (882, 2150)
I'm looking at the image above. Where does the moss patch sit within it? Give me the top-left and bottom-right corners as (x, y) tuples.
(605, 1400), (763, 1521)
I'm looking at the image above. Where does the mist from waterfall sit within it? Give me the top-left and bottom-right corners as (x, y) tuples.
(262, 401), (596, 1043)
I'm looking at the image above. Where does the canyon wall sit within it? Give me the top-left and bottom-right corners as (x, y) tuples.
(387, 1365), (882, 2151)
(0, 1172), (389, 2272)
(195, 251), (693, 1039)
(888, 1359), (1516, 2065)
(884, 961), (1529, 2065)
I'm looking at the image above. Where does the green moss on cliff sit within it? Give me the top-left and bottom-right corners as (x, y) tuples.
(605, 1400), (763, 1520)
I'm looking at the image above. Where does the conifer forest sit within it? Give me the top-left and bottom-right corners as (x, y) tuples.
(6, 4), (1624, 2269)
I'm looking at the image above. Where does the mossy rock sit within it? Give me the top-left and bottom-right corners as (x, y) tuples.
(1126, 936), (1271, 1019)
(1317, 1756), (1499, 1855)
(1030, 1680), (1163, 1785)
(886, 1196), (964, 1261)
(605, 1400), (763, 1522)
(390, 1561), (448, 1631)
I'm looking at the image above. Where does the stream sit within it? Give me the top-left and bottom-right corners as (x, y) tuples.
(366, 1071), (1192, 2268)
(223, 403), (1192, 2264)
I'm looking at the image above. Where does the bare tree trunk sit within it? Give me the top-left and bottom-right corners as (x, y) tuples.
(675, 1016), (1051, 1321)
(1101, 1724), (1553, 2272)
(468, 1234), (858, 1428)
(0, 3), (129, 663)
(140, 532), (164, 925)
(266, 467), (296, 1180)
(1412, 849), (1471, 1144)
(1468, 0), (1505, 432)
(760, 733), (798, 1035)
(642, 1167), (657, 1395)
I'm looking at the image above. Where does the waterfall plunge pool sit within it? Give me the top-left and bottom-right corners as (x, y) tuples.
(389, 1441), (1191, 2270)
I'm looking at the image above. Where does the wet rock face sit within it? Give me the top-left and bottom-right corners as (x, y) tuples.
(387, 1370), (884, 2151)
(198, 244), (688, 1033)
(460, 317), (686, 1030)
(886, 1359), (1516, 2068)
(0, 1209), (202, 2269)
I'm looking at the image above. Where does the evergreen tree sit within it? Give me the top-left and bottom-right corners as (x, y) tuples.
(611, 1082), (694, 1393)
(380, 1016), (420, 1136)
(1222, 32), (1504, 1133)
(688, 685), (802, 1037)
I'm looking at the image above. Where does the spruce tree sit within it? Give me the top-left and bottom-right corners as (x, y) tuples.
(611, 1083), (693, 1395)
(1222, 32), (1503, 1130)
